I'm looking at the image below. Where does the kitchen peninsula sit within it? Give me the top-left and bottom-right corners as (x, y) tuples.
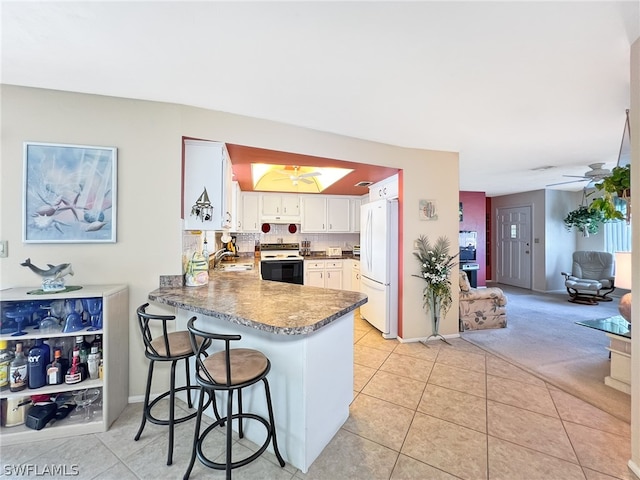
(148, 270), (367, 473)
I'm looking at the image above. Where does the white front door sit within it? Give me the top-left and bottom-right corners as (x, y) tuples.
(496, 205), (532, 289)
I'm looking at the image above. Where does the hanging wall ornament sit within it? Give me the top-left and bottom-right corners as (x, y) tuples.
(190, 187), (213, 222)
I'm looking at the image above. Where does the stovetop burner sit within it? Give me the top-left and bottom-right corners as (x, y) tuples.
(260, 243), (303, 261)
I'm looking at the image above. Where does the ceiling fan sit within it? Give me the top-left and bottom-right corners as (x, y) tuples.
(274, 166), (321, 186)
(546, 163), (612, 187)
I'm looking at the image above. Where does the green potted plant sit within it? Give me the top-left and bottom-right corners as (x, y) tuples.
(564, 206), (604, 236)
(588, 164), (631, 221)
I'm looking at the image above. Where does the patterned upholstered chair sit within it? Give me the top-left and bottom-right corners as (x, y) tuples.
(458, 270), (507, 331)
(561, 251), (615, 305)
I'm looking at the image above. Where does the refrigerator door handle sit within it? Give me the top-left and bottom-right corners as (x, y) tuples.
(366, 209), (373, 272)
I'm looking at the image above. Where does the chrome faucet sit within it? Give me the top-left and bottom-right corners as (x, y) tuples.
(212, 248), (234, 269)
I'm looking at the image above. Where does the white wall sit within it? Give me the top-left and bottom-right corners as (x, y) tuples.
(546, 189), (581, 292)
(490, 190), (547, 292)
(0, 85), (460, 397)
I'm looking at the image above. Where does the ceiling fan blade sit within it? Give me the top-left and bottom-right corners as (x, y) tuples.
(546, 179), (588, 187)
(299, 171), (321, 178)
(562, 175), (589, 179)
(300, 178), (314, 184)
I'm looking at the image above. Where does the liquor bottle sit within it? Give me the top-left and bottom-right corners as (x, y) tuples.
(46, 349), (64, 385)
(27, 338), (50, 389)
(64, 347), (85, 384)
(0, 340), (13, 390)
(87, 346), (101, 379)
(91, 335), (103, 355)
(9, 342), (28, 392)
(74, 336), (89, 366)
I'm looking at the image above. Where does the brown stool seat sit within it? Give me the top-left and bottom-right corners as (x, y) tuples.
(184, 317), (285, 480)
(202, 348), (268, 385)
(150, 331), (205, 358)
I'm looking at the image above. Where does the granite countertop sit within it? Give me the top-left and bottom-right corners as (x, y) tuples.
(149, 270), (367, 336)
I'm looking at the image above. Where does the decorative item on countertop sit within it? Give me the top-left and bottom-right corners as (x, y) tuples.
(20, 258), (74, 292)
(190, 187), (213, 222)
(185, 252), (209, 286)
(412, 235), (458, 345)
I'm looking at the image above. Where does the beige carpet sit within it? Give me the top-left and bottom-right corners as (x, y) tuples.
(461, 284), (631, 423)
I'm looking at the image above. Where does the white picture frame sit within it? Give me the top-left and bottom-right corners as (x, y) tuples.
(23, 142), (117, 243)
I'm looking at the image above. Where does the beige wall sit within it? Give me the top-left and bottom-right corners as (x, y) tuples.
(0, 85), (459, 398)
(629, 35), (639, 478)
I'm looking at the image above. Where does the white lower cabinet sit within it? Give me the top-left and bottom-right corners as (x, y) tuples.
(0, 285), (129, 445)
(350, 260), (360, 292)
(304, 260), (343, 290)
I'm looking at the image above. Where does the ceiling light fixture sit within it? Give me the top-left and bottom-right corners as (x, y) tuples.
(251, 164), (353, 193)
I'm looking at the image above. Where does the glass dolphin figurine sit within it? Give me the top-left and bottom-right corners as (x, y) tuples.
(20, 258), (74, 280)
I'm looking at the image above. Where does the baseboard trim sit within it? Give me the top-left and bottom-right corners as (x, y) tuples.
(397, 333), (461, 344)
(628, 459), (640, 479)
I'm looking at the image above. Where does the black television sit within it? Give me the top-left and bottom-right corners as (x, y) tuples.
(460, 245), (476, 262)
(459, 230), (477, 262)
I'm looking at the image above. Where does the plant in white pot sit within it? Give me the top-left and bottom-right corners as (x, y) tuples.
(564, 205), (605, 237)
(412, 235), (458, 344)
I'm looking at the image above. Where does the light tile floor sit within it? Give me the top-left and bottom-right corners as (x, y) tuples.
(1, 313), (634, 480)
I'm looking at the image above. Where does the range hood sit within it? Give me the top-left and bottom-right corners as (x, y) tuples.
(260, 214), (301, 224)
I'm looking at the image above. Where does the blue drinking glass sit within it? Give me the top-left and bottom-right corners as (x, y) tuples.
(82, 298), (102, 331)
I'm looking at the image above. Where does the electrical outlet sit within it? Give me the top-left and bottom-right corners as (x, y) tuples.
(0, 240), (7, 258)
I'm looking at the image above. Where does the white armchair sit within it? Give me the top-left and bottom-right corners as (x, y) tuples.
(561, 251), (615, 305)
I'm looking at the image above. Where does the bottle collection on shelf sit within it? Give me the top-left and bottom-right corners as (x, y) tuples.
(0, 335), (103, 393)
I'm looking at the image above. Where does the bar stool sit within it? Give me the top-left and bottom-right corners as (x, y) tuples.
(134, 303), (211, 466)
(184, 316), (285, 480)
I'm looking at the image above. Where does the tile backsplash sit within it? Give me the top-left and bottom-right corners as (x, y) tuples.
(193, 225), (359, 256)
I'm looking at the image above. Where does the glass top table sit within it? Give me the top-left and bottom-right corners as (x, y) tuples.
(575, 315), (631, 339)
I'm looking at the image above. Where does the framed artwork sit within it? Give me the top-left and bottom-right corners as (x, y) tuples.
(23, 142), (117, 243)
(419, 199), (438, 221)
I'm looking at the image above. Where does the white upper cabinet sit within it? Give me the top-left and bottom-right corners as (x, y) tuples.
(260, 194), (300, 223)
(239, 192), (260, 232)
(300, 195), (358, 233)
(183, 139), (230, 231)
(369, 174), (399, 201)
(300, 196), (327, 232)
(327, 197), (350, 232)
(350, 197), (363, 233)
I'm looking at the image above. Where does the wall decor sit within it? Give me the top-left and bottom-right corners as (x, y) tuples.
(23, 142), (117, 243)
(419, 199), (438, 221)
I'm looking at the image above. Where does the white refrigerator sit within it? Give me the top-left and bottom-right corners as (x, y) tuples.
(359, 198), (398, 338)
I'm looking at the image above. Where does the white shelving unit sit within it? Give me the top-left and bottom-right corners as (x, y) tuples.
(0, 285), (128, 445)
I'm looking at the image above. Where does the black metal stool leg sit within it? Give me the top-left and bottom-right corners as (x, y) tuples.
(183, 386), (205, 480)
(134, 360), (154, 441)
(167, 359), (178, 465)
(226, 388), (234, 480)
(263, 378), (286, 467)
(185, 357), (193, 409)
(237, 389), (244, 438)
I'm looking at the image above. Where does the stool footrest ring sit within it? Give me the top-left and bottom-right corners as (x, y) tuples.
(145, 386), (211, 427)
(195, 413), (277, 471)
